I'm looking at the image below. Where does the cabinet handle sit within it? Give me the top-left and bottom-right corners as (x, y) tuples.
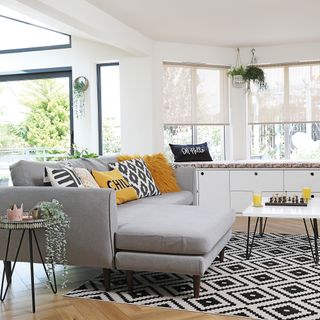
(311, 172), (314, 176)
(311, 194), (315, 198)
(254, 172), (258, 176)
(201, 172), (204, 176)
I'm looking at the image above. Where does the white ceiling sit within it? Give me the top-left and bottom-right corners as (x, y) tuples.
(86, 0), (320, 47)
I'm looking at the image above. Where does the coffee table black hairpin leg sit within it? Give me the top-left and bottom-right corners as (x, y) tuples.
(246, 217), (260, 259)
(303, 218), (319, 264)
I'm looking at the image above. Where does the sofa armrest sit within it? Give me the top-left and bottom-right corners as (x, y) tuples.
(174, 166), (197, 202)
(0, 187), (117, 269)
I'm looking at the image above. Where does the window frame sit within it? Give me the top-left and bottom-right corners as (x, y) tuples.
(162, 62), (230, 160)
(0, 15), (71, 54)
(249, 61), (320, 160)
(96, 62), (120, 155)
(0, 67), (74, 153)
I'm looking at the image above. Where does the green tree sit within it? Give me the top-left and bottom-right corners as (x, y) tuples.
(12, 79), (69, 149)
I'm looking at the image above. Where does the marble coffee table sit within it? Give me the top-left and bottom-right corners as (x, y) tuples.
(242, 198), (320, 264)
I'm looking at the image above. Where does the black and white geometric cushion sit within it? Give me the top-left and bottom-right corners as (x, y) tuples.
(109, 159), (160, 198)
(46, 166), (83, 188)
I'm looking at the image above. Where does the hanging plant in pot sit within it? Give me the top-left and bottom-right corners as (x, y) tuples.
(228, 48), (246, 88)
(244, 49), (267, 91)
(73, 76), (89, 119)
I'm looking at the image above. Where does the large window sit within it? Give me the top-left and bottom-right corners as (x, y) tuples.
(163, 63), (229, 160)
(0, 68), (73, 186)
(0, 14), (71, 54)
(249, 63), (320, 160)
(97, 63), (121, 155)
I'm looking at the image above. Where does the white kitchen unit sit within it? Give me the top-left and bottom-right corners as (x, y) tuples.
(229, 170), (283, 213)
(197, 170), (230, 212)
(195, 163), (320, 214)
(284, 170), (320, 193)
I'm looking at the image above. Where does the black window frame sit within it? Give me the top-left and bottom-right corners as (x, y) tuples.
(0, 67), (74, 153)
(0, 15), (71, 54)
(97, 62), (120, 155)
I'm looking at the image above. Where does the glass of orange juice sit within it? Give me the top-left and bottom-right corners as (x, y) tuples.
(302, 187), (312, 200)
(253, 191), (262, 207)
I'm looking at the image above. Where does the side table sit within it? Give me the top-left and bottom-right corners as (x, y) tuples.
(0, 218), (57, 313)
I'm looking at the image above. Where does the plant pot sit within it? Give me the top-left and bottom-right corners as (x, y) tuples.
(232, 75), (245, 88)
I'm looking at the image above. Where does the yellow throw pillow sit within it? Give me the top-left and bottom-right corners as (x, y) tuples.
(117, 153), (181, 193)
(92, 169), (138, 205)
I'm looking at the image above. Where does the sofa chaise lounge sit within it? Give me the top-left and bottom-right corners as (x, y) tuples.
(0, 156), (234, 297)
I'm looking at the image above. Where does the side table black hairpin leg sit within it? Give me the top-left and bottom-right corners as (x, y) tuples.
(1, 221), (57, 313)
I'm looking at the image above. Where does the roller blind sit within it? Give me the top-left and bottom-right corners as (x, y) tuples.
(248, 63), (320, 124)
(163, 63), (229, 125)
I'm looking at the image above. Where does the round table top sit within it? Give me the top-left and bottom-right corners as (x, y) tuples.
(0, 218), (47, 230)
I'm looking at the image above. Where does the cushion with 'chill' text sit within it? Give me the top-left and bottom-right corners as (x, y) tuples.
(92, 169), (138, 205)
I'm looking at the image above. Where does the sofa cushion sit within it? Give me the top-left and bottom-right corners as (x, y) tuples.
(116, 204), (235, 255)
(109, 159), (161, 198)
(117, 191), (193, 210)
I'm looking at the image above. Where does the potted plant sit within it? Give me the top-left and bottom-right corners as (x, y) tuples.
(228, 48), (246, 88)
(228, 65), (246, 88)
(73, 76), (89, 119)
(37, 200), (70, 288)
(244, 65), (267, 90)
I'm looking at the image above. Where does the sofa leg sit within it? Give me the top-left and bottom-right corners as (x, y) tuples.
(193, 275), (201, 298)
(127, 270), (133, 291)
(4, 261), (12, 285)
(219, 248), (225, 262)
(103, 268), (111, 291)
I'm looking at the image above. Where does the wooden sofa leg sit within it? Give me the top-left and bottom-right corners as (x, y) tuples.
(103, 268), (111, 291)
(4, 261), (12, 285)
(127, 270), (133, 291)
(219, 248), (225, 262)
(193, 275), (201, 298)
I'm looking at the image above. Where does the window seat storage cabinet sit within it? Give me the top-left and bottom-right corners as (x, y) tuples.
(196, 167), (320, 214)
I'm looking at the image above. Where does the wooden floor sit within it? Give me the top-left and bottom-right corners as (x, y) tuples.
(0, 217), (307, 320)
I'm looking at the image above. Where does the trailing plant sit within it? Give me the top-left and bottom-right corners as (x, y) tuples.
(69, 144), (98, 159)
(243, 65), (267, 90)
(37, 199), (70, 288)
(73, 76), (89, 119)
(244, 48), (267, 91)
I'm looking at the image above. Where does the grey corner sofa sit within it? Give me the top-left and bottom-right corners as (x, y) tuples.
(0, 156), (235, 298)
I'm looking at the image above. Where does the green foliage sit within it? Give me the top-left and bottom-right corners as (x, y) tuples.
(37, 199), (70, 288)
(12, 79), (70, 148)
(227, 66), (246, 77)
(244, 65), (267, 89)
(69, 145), (98, 159)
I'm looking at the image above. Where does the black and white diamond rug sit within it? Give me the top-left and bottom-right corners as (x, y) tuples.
(65, 233), (320, 320)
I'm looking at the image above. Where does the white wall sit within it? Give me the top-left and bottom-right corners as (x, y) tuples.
(0, 36), (130, 153)
(119, 57), (154, 154)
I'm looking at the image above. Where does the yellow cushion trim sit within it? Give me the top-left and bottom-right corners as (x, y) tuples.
(117, 153), (181, 193)
(92, 169), (138, 205)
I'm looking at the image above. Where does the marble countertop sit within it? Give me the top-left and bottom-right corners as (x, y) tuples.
(173, 160), (320, 169)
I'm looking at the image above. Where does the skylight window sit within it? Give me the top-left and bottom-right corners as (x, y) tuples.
(0, 14), (71, 53)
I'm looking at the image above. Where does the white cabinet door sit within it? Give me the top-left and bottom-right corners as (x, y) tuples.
(284, 170), (320, 192)
(230, 191), (252, 213)
(230, 170), (283, 192)
(197, 170), (230, 212)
